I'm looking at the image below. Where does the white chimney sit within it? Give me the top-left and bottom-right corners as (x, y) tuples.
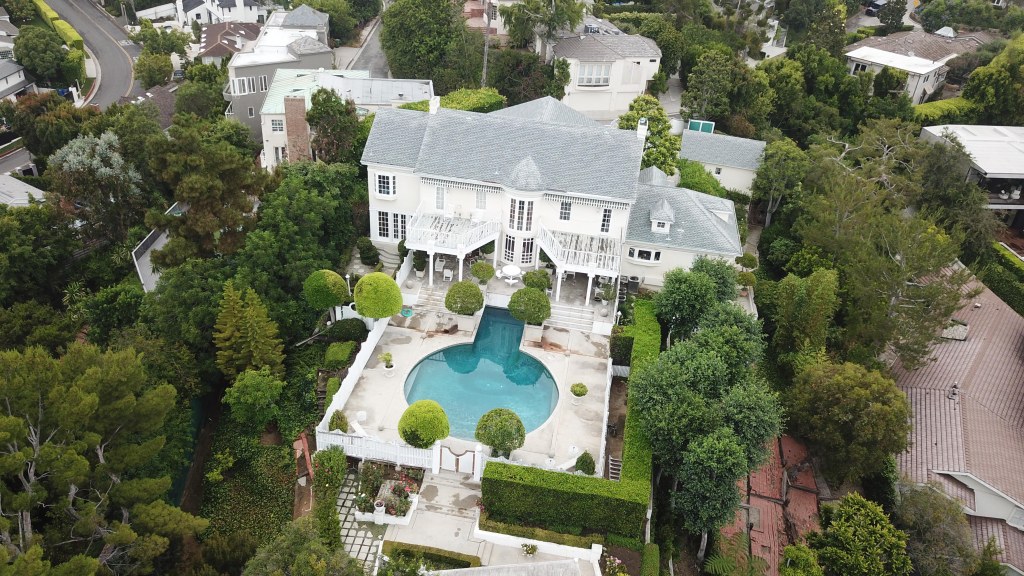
(235, 34), (243, 50)
(637, 117), (648, 141)
(428, 95), (441, 114)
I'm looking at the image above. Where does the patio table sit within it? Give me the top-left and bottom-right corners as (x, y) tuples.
(501, 264), (522, 277)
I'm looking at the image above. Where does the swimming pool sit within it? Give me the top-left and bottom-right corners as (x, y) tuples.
(404, 307), (558, 440)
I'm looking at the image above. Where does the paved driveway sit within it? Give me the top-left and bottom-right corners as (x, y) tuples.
(350, 18), (390, 77)
(47, 0), (141, 107)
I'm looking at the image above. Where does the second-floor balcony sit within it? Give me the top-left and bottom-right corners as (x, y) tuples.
(406, 202), (502, 256)
(537, 225), (620, 278)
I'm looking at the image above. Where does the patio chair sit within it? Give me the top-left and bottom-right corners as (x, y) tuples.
(504, 276), (519, 287)
(443, 268), (454, 282)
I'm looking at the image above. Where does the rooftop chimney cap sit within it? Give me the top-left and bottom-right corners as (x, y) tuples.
(429, 95), (441, 114)
(637, 117), (648, 140)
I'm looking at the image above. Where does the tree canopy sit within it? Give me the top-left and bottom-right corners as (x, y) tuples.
(306, 88), (361, 164)
(618, 95), (682, 176)
(808, 493), (912, 576)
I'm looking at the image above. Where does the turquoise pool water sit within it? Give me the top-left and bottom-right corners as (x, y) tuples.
(404, 307), (558, 440)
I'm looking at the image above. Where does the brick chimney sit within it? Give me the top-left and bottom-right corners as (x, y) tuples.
(283, 96), (312, 163)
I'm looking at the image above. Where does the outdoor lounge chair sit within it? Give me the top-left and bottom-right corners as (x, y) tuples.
(443, 268), (454, 282)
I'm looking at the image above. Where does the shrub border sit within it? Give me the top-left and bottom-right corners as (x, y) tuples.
(381, 541), (482, 568)
(478, 511), (605, 549)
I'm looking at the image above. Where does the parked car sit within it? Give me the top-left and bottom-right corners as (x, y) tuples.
(866, 0), (888, 16)
(171, 69), (184, 82)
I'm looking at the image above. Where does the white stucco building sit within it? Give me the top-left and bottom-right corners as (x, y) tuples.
(678, 130), (765, 195)
(176, 0), (269, 26)
(361, 96), (742, 295)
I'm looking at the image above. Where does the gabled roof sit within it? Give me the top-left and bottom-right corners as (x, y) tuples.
(282, 4), (328, 27)
(844, 29), (997, 65)
(507, 156), (546, 191)
(0, 60), (31, 99)
(491, 96), (598, 127)
(650, 198), (674, 222)
(892, 283), (1024, 573)
(679, 130), (766, 171)
(552, 34), (661, 62)
(638, 166), (670, 185)
(197, 22), (262, 58)
(119, 84), (179, 130)
(626, 184), (742, 256)
(0, 174), (43, 207)
(362, 102), (644, 202)
(0, 20), (19, 37)
(182, 0), (204, 12)
(287, 35), (331, 55)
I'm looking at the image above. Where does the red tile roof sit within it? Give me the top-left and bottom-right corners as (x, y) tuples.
(198, 22), (262, 59)
(970, 516), (1024, 570)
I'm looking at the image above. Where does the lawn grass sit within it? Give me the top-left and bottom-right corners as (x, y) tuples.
(0, 138), (24, 157)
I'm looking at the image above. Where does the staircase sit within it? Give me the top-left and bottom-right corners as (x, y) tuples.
(415, 286), (450, 316)
(547, 301), (595, 332)
(377, 245), (401, 274)
(607, 457), (622, 481)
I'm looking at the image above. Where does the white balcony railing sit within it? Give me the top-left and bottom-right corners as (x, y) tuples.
(537, 225), (620, 276)
(406, 202), (501, 255)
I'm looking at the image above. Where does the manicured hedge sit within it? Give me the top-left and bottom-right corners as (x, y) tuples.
(479, 511), (605, 548)
(982, 263), (1024, 316)
(992, 242), (1024, 283)
(382, 541), (482, 568)
(640, 543), (660, 576)
(610, 331), (634, 366)
(399, 88), (507, 113)
(620, 299), (656, 482)
(481, 462), (648, 539)
(913, 97), (979, 125)
(311, 447), (346, 548)
(624, 300), (660, 371)
(33, 0), (58, 23)
(53, 20), (83, 50)
(324, 341), (357, 370)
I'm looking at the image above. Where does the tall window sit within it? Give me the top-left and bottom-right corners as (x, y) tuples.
(247, 106), (255, 118)
(578, 63), (611, 86)
(435, 187), (445, 210)
(259, 75), (268, 91)
(377, 212), (390, 239)
(559, 201), (571, 221)
(392, 213), (407, 240)
(508, 199), (534, 231)
(271, 119), (284, 132)
(273, 146), (286, 163)
(476, 189), (487, 210)
(600, 208), (612, 233)
(521, 238), (534, 265)
(377, 174), (394, 196)
(504, 235), (516, 262)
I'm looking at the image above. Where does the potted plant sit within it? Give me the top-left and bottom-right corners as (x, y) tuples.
(570, 382), (588, 406)
(471, 261), (495, 285)
(738, 271), (757, 297)
(379, 352), (394, 377)
(445, 281), (484, 332)
(508, 287), (550, 343)
(413, 251), (427, 279)
(521, 543), (538, 557)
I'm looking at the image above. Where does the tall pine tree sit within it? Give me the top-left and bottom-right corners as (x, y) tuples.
(214, 280), (245, 378)
(213, 280), (284, 378)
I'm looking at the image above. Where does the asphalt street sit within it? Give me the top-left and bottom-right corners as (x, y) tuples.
(350, 18), (390, 78)
(47, 0), (141, 108)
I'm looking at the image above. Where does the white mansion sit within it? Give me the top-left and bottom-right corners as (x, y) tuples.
(362, 97), (743, 293)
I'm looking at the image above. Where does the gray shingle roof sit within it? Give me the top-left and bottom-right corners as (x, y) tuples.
(182, 0), (204, 12)
(626, 184), (742, 256)
(288, 35), (331, 54)
(638, 166), (669, 185)
(362, 105), (644, 201)
(0, 21), (19, 36)
(507, 156), (545, 191)
(0, 174), (43, 207)
(678, 130), (766, 171)
(553, 34), (661, 62)
(0, 60), (30, 99)
(651, 198), (674, 222)
(491, 96), (599, 128)
(282, 4), (328, 27)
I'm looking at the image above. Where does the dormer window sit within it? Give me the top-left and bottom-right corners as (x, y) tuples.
(651, 220), (670, 234)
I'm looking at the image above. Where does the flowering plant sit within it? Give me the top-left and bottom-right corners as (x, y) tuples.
(353, 493), (375, 513)
(602, 553), (628, 576)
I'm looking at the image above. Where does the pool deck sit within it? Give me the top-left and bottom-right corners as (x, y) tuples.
(343, 319), (610, 471)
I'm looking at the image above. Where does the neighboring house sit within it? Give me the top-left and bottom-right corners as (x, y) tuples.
(0, 8), (18, 61)
(721, 436), (820, 576)
(223, 6), (334, 139)
(0, 60), (34, 102)
(538, 17), (661, 121)
(196, 21), (262, 66)
(678, 129), (766, 194)
(843, 29), (996, 104)
(119, 84), (180, 130)
(259, 69), (431, 170)
(893, 283), (1024, 576)
(0, 174), (43, 207)
(361, 96), (742, 296)
(176, 0), (268, 27)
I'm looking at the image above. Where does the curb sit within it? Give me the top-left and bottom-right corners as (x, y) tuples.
(347, 16), (382, 70)
(0, 139), (25, 161)
(81, 44), (101, 106)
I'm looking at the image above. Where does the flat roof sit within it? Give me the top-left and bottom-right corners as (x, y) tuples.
(921, 125), (1024, 179)
(260, 69), (417, 114)
(845, 46), (945, 75)
(0, 174), (43, 207)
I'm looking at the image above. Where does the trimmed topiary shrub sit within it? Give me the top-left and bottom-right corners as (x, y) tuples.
(399, 400), (450, 448)
(324, 318), (369, 342)
(328, 409), (348, 432)
(575, 451), (595, 475)
(508, 287), (550, 326)
(738, 271), (757, 287)
(356, 237), (380, 266)
(640, 544), (660, 576)
(413, 250), (428, 272)
(736, 252), (758, 269)
(523, 270), (551, 291)
(304, 269), (350, 309)
(471, 261), (495, 284)
(610, 331), (634, 366)
(381, 542), (481, 568)
(480, 241), (495, 255)
(326, 377), (341, 400)
(445, 281), (484, 315)
(311, 447), (346, 547)
(475, 408), (526, 457)
(397, 238), (409, 259)
(324, 341), (357, 370)
(571, 383), (588, 397)
(354, 272), (403, 319)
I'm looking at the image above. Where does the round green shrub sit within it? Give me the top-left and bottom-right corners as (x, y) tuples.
(475, 408), (526, 457)
(397, 238), (409, 259)
(303, 269), (350, 309)
(575, 451), (596, 475)
(570, 383), (588, 397)
(329, 410), (348, 432)
(738, 271), (757, 287)
(356, 237), (380, 266)
(325, 318), (369, 342)
(471, 261), (495, 284)
(354, 272), (403, 319)
(523, 270), (550, 291)
(445, 281), (484, 315)
(508, 287), (550, 326)
(398, 400), (450, 448)
(735, 252), (758, 269)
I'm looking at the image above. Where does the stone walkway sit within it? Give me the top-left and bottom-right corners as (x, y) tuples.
(336, 469), (385, 571)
